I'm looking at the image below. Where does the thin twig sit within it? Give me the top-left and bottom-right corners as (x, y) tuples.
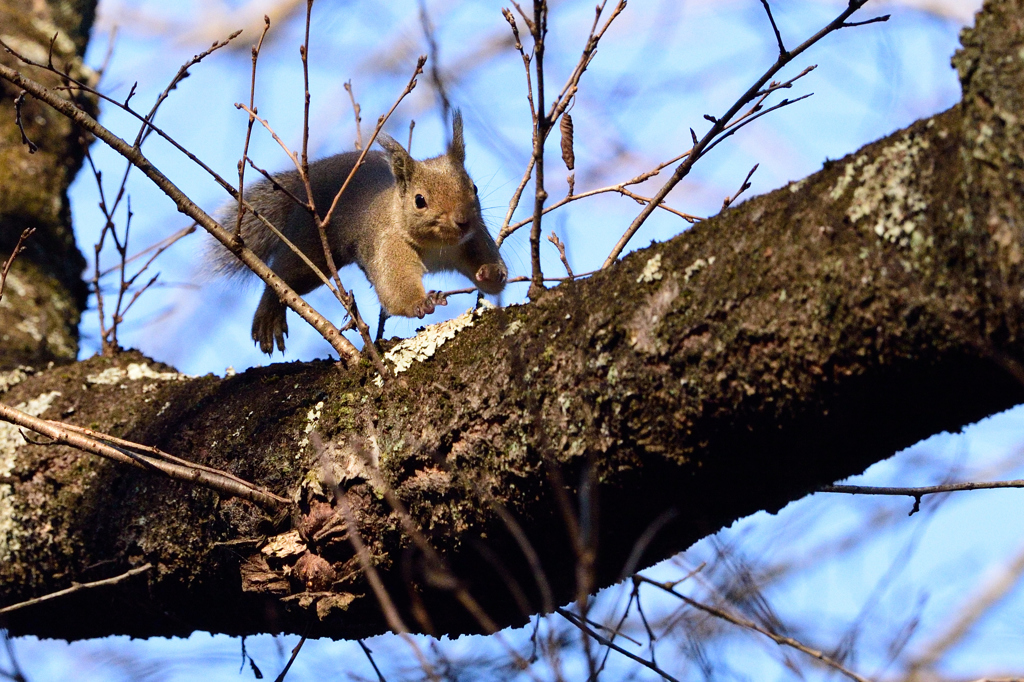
(353, 430), (543, 677)
(95, 24), (119, 84)
(499, 148), (698, 244)
(722, 163), (758, 210)
(0, 228), (35, 302)
(358, 640), (388, 682)
(759, 0), (787, 56)
(437, 269), (602, 299)
(907, 538), (1024, 674)
(547, 232), (573, 278)
(603, 1), (885, 267)
(0, 564), (152, 616)
(527, 0), (549, 300)
(0, 34), (239, 199)
(0, 402), (288, 509)
(0, 629), (28, 682)
(821, 479), (1024, 515)
(0, 63), (360, 365)
(500, 0), (627, 249)
(418, 0), (452, 122)
(498, 8), (536, 238)
(557, 607), (682, 682)
(272, 634), (307, 682)
(236, 15), (271, 236)
(344, 80), (363, 150)
(99, 223), (196, 277)
(52, 420), (272, 491)
(334, 492), (440, 681)
(636, 575), (874, 682)
(13, 91), (37, 153)
(253, 40), (425, 375)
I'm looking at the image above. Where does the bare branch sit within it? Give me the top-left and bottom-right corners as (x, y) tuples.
(759, 0), (787, 57)
(557, 607), (682, 682)
(358, 640), (388, 682)
(0, 394), (288, 510)
(603, 0), (883, 267)
(0, 228), (35, 302)
(907, 538), (1024, 674)
(0, 62), (360, 365)
(821, 479), (1024, 515)
(547, 232), (573, 278)
(344, 80), (363, 150)
(13, 91), (37, 153)
(722, 163), (758, 210)
(0, 564), (152, 617)
(272, 634), (307, 682)
(636, 575), (874, 682)
(418, 0), (452, 121)
(235, 15), (271, 237)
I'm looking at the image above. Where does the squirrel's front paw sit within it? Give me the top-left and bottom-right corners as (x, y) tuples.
(475, 263), (507, 293)
(413, 290), (448, 318)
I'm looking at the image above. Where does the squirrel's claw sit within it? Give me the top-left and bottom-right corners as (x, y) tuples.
(252, 299), (289, 354)
(412, 290), (448, 318)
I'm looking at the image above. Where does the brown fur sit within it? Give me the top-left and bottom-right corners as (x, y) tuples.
(210, 111), (507, 354)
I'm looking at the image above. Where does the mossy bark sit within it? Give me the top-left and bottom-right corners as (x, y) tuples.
(3, 0), (1024, 643)
(0, 0), (95, 368)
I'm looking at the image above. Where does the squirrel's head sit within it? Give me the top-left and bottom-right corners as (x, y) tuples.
(378, 110), (484, 247)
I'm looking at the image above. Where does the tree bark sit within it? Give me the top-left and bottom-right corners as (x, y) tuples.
(0, 0), (95, 368)
(3, 0), (1024, 643)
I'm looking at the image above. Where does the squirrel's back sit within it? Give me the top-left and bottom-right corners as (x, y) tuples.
(209, 150), (395, 277)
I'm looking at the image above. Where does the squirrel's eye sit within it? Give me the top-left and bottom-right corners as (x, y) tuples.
(415, 194), (427, 209)
(472, 184), (478, 194)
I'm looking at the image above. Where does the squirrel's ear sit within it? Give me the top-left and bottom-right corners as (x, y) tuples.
(448, 109), (465, 165)
(378, 132), (414, 192)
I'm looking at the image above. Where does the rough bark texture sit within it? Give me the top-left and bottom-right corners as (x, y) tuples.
(3, 0), (1024, 643)
(0, 0), (94, 368)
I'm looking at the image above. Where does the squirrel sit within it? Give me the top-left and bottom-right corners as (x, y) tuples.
(211, 111), (508, 354)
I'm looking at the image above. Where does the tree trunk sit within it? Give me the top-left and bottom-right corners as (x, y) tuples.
(3, 0), (1024, 642)
(0, 0), (94, 368)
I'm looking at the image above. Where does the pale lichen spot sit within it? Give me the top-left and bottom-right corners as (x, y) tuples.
(0, 272), (28, 302)
(86, 363), (188, 386)
(843, 131), (933, 248)
(45, 328), (75, 359)
(683, 256), (715, 283)
(15, 318), (43, 342)
(502, 320), (524, 338)
(830, 155), (867, 200)
(0, 367), (32, 394)
(298, 400), (325, 451)
(374, 303), (495, 385)
(628, 278), (680, 355)
(1, 391), (61, 561)
(637, 253), (663, 283)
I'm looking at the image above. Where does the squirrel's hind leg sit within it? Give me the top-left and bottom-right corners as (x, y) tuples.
(252, 286), (289, 354)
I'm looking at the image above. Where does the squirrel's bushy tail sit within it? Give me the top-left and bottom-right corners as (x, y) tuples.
(206, 179), (295, 279)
